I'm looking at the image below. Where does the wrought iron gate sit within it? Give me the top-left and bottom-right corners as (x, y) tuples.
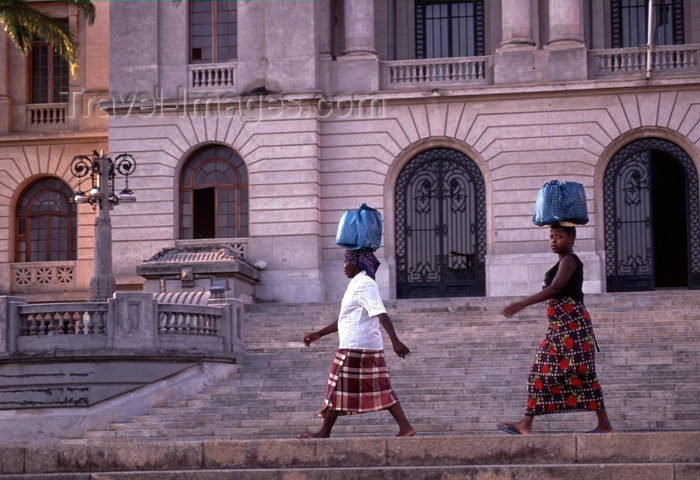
(395, 148), (485, 298)
(604, 137), (700, 291)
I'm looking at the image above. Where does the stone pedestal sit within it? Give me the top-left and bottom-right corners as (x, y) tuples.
(109, 292), (157, 350)
(494, 49), (542, 85)
(0, 296), (26, 354)
(335, 55), (379, 93)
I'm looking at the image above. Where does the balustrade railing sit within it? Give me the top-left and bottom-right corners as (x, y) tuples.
(26, 103), (66, 125)
(188, 62), (237, 90)
(19, 302), (107, 336)
(381, 56), (489, 90)
(158, 304), (221, 335)
(591, 44), (698, 76)
(1, 293), (240, 359)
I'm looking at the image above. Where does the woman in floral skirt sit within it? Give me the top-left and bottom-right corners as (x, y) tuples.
(497, 223), (613, 435)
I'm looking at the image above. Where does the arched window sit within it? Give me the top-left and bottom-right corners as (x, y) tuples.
(180, 146), (248, 239)
(16, 178), (77, 262)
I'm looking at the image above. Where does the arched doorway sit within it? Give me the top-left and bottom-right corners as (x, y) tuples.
(395, 148), (486, 298)
(603, 137), (700, 291)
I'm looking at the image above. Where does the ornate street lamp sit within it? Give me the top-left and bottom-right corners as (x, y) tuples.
(70, 150), (137, 302)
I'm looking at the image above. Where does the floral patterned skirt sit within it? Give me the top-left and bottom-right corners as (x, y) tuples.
(525, 297), (605, 416)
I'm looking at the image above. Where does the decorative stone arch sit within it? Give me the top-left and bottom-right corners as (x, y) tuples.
(385, 138), (490, 299)
(595, 129), (700, 291)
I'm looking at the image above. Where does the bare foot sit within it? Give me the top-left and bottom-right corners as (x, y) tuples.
(396, 429), (416, 437)
(297, 432), (330, 439)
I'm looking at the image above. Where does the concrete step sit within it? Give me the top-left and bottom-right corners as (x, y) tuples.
(1, 432), (698, 479)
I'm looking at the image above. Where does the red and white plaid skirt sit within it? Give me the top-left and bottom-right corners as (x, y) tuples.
(319, 349), (399, 417)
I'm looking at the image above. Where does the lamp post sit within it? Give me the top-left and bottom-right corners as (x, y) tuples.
(70, 150), (137, 302)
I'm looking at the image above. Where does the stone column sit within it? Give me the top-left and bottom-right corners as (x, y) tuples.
(335, 0), (378, 93)
(90, 154), (115, 302)
(545, 0), (587, 81)
(499, 0), (535, 49)
(342, 0), (376, 57)
(494, 0), (538, 84)
(547, 0), (584, 46)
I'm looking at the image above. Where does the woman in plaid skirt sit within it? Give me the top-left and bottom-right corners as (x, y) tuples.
(497, 223), (613, 435)
(298, 249), (415, 438)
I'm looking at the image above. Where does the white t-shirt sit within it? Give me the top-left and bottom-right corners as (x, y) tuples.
(337, 270), (387, 350)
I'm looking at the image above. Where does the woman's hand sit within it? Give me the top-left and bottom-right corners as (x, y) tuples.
(302, 332), (321, 347)
(392, 340), (411, 359)
(502, 301), (524, 318)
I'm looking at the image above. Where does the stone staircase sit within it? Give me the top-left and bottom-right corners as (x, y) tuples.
(82, 290), (699, 441)
(2, 291), (698, 478)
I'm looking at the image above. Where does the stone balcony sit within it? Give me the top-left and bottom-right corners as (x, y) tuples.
(0, 292), (243, 409)
(589, 44), (699, 78)
(168, 45), (699, 100)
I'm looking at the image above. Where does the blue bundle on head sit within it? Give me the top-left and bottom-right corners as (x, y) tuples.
(533, 180), (589, 226)
(336, 203), (383, 251)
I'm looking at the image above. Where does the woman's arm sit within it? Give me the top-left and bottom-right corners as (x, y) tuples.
(378, 313), (410, 358)
(502, 255), (578, 317)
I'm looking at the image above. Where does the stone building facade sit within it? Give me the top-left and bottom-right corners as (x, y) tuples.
(1, 1), (699, 304)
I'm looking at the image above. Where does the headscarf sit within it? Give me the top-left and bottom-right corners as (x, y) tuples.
(344, 249), (381, 280)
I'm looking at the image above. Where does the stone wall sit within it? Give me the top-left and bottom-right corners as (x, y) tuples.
(2, 1), (700, 304)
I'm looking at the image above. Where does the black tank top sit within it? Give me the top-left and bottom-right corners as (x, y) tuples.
(542, 253), (584, 302)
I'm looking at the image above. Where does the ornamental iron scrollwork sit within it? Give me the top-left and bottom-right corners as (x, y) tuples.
(396, 148), (485, 298)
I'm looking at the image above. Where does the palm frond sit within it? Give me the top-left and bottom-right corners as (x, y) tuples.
(66, 0), (96, 25)
(0, 0), (96, 77)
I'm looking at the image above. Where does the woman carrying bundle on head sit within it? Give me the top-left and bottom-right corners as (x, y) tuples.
(496, 222), (613, 435)
(298, 248), (415, 438)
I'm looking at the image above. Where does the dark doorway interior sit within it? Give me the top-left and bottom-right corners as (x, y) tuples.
(193, 187), (215, 239)
(651, 151), (688, 288)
